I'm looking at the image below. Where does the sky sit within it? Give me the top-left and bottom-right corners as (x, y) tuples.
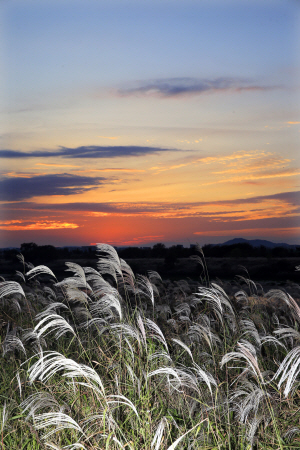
(1, 0), (300, 248)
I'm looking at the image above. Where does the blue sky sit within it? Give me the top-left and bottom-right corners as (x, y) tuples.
(1, 0), (299, 247)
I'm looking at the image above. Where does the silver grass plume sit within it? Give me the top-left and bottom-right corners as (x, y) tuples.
(0, 402), (8, 437)
(193, 283), (235, 324)
(167, 318), (179, 332)
(234, 289), (249, 305)
(26, 265), (57, 280)
(137, 312), (147, 349)
(151, 416), (169, 450)
(22, 328), (47, 354)
(174, 302), (191, 319)
(96, 243), (122, 283)
(147, 367), (183, 393)
(284, 426), (300, 443)
(236, 275), (258, 296)
(89, 291), (123, 321)
(36, 302), (68, 316)
(260, 334), (286, 352)
(137, 274), (159, 307)
(2, 334), (26, 356)
(188, 318), (221, 351)
(246, 415), (264, 450)
(0, 281), (25, 300)
(239, 319), (261, 349)
(229, 379), (271, 424)
(55, 277), (92, 293)
(26, 351), (106, 396)
(192, 362), (217, 394)
(16, 371), (22, 398)
(166, 419), (208, 450)
(145, 318), (168, 351)
(21, 392), (63, 420)
(273, 346), (300, 397)
(148, 350), (173, 365)
(110, 323), (143, 349)
(65, 287), (90, 305)
(148, 270), (162, 285)
(172, 338), (194, 361)
(266, 289), (300, 323)
(65, 262), (86, 280)
(43, 286), (57, 300)
(15, 270), (26, 282)
(80, 410), (116, 436)
(170, 366), (201, 395)
(31, 411), (84, 441)
(126, 364), (141, 396)
(148, 364), (215, 395)
(46, 444), (87, 450)
(33, 313), (76, 340)
(79, 317), (107, 334)
(120, 258), (136, 289)
(273, 326), (300, 347)
(221, 340), (264, 383)
(106, 394), (139, 418)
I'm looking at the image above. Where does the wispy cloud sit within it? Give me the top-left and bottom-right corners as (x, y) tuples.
(0, 173), (112, 201)
(3, 190), (299, 219)
(194, 227), (300, 238)
(201, 168), (300, 186)
(150, 150), (291, 176)
(0, 145), (176, 159)
(116, 77), (279, 98)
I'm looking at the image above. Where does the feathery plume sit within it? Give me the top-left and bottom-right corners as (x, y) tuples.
(26, 265), (57, 280)
(0, 281), (25, 299)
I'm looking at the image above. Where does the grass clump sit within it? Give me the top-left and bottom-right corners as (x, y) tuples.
(0, 243), (300, 449)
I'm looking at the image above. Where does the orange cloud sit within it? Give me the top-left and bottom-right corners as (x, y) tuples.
(98, 235), (165, 246)
(4, 172), (48, 178)
(286, 121), (300, 125)
(212, 155), (291, 175)
(97, 135), (119, 139)
(73, 168), (145, 173)
(0, 221), (79, 230)
(201, 168), (300, 186)
(35, 163), (80, 167)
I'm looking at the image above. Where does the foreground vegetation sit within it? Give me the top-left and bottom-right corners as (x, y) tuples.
(1, 244), (300, 449)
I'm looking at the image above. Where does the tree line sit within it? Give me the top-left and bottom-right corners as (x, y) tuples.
(1, 241), (300, 265)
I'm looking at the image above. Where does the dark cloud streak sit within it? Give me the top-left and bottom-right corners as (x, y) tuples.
(0, 145), (176, 159)
(0, 173), (109, 201)
(117, 77), (279, 98)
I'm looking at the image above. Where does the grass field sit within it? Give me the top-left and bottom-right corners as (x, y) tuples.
(1, 244), (300, 449)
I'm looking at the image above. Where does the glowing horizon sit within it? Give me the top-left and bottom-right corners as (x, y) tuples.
(1, 0), (300, 248)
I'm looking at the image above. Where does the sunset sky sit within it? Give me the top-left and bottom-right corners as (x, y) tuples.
(1, 0), (300, 248)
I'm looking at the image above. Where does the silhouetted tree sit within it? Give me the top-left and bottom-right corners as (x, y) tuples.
(152, 243), (166, 257)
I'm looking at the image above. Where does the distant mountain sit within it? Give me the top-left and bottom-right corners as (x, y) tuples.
(217, 238), (298, 249)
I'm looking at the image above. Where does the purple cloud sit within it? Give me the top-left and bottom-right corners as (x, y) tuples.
(117, 77), (279, 98)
